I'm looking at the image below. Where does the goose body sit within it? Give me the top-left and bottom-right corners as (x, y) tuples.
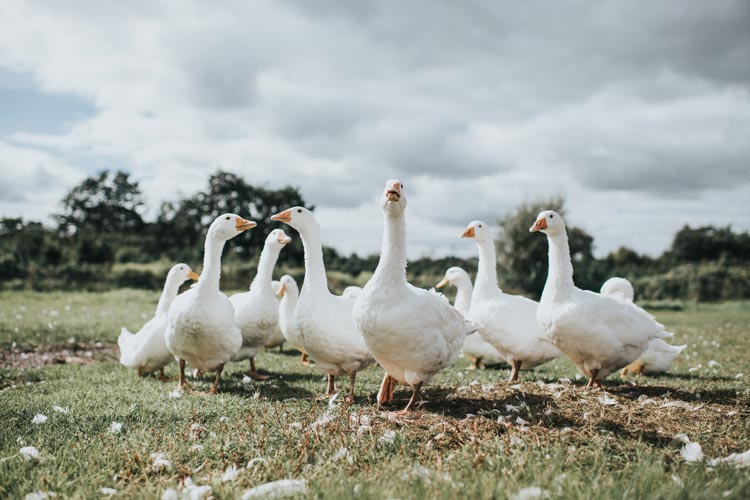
(271, 207), (374, 400)
(263, 280), (287, 349)
(436, 267), (506, 368)
(353, 180), (479, 412)
(599, 277), (686, 376)
(461, 221), (560, 381)
(342, 286), (362, 300)
(277, 275), (304, 353)
(166, 214), (255, 392)
(532, 211), (671, 385)
(229, 229), (291, 378)
(118, 263), (198, 376)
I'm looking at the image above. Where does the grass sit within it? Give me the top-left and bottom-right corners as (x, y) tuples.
(1, 290), (749, 499)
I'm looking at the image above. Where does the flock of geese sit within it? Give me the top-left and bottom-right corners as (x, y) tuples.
(118, 180), (686, 412)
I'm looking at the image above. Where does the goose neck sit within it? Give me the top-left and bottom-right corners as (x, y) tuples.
(155, 276), (182, 315)
(196, 234), (225, 293)
(298, 224), (329, 293)
(544, 230), (575, 301)
(474, 238), (500, 296)
(250, 243), (281, 293)
(372, 212), (407, 286)
(453, 277), (473, 313)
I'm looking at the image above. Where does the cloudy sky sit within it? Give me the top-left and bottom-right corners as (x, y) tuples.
(1, 0), (749, 259)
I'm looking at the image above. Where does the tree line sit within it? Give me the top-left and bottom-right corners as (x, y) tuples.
(2, 170), (749, 301)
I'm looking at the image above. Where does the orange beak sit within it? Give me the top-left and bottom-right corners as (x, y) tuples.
(529, 218), (547, 232)
(276, 282), (287, 297)
(385, 182), (401, 201)
(236, 217), (257, 231)
(271, 209), (292, 223)
(461, 226), (475, 238)
(436, 277), (449, 289)
(188, 270), (200, 281)
(277, 231), (292, 244)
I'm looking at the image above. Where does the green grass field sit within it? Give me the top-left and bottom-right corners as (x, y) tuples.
(1, 290), (749, 499)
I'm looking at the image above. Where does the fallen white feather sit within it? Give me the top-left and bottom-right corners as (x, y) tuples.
(241, 479), (307, 499)
(707, 449), (750, 468)
(246, 457), (267, 469)
(308, 411), (335, 430)
(51, 406), (69, 415)
(707, 360), (719, 368)
(505, 404), (520, 413)
(19, 446), (40, 461)
(219, 416), (230, 423)
(109, 422), (124, 434)
(680, 442), (704, 462)
(510, 486), (551, 500)
(163, 478), (211, 500)
(100, 488), (117, 496)
(332, 447), (353, 464)
(380, 430), (396, 444)
(515, 417), (529, 426)
(241, 376), (253, 385)
(661, 401), (700, 411)
(597, 394), (619, 406)
(150, 452), (173, 471)
(32, 414), (48, 425)
(24, 491), (56, 500)
(168, 389), (182, 399)
(222, 464), (240, 482)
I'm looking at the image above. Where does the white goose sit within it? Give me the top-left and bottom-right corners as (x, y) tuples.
(271, 207), (374, 401)
(461, 221), (561, 381)
(118, 263), (199, 378)
(599, 277), (686, 376)
(263, 280), (287, 350)
(342, 286), (363, 300)
(276, 274), (310, 365)
(531, 210), (671, 386)
(230, 229), (292, 379)
(353, 180), (479, 413)
(166, 213), (255, 393)
(436, 266), (506, 369)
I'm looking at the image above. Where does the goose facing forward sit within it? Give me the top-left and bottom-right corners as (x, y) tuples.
(271, 207), (374, 401)
(531, 211), (671, 387)
(353, 180), (479, 413)
(461, 221), (560, 381)
(230, 229), (292, 380)
(599, 277), (686, 376)
(276, 274), (310, 365)
(118, 263), (199, 378)
(435, 267), (506, 369)
(166, 214), (255, 393)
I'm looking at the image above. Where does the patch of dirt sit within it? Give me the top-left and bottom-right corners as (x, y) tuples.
(0, 341), (119, 370)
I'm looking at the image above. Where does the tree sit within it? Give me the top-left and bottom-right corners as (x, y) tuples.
(670, 225), (750, 264)
(154, 171), (310, 264)
(496, 198), (600, 298)
(56, 170), (145, 234)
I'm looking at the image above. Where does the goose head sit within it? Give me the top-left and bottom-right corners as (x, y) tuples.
(460, 220), (491, 243)
(168, 263), (200, 284)
(436, 266), (470, 289)
(266, 228), (293, 250)
(530, 210), (564, 236)
(276, 274), (298, 298)
(271, 206), (318, 234)
(381, 179), (406, 217)
(209, 213), (257, 241)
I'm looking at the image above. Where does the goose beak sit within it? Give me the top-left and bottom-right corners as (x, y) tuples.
(188, 270), (200, 281)
(271, 209), (292, 223)
(276, 283), (287, 297)
(385, 181), (401, 202)
(461, 226), (475, 238)
(236, 217), (257, 231)
(277, 232), (292, 244)
(436, 277), (449, 289)
(529, 218), (547, 232)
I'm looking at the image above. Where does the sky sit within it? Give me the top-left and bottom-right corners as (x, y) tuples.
(1, 0), (749, 259)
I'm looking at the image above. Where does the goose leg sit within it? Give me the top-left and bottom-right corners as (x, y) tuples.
(208, 364), (224, 394)
(159, 367), (166, 381)
(300, 352), (310, 365)
(137, 367), (144, 377)
(249, 358), (270, 380)
(377, 373), (396, 406)
(346, 372), (357, 403)
(508, 360), (522, 383)
(475, 357), (483, 370)
(327, 374), (336, 396)
(587, 368), (600, 388)
(396, 383), (423, 414)
(278, 344), (283, 353)
(178, 359), (191, 390)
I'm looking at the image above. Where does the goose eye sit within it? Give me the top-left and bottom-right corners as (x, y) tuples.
(225, 216), (230, 220)
(297, 209), (302, 213)
(549, 214), (554, 219)
(478, 224), (482, 228)
(400, 183), (403, 188)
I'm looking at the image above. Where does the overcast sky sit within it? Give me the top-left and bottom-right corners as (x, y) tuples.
(1, 0), (749, 259)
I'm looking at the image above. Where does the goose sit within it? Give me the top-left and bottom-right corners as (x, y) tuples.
(342, 286), (362, 300)
(118, 263), (199, 378)
(435, 267), (506, 369)
(353, 180), (479, 413)
(461, 221), (561, 382)
(531, 210), (671, 387)
(276, 275), (310, 365)
(229, 229), (292, 380)
(166, 213), (255, 393)
(271, 207), (375, 401)
(263, 280), (287, 351)
(599, 277), (686, 376)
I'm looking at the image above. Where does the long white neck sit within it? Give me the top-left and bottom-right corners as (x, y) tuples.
(280, 288), (298, 319)
(371, 212), (407, 286)
(543, 229), (575, 301)
(250, 243), (281, 294)
(196, 234), (225, 294)
(452, 277), (473, 313)
(298, 224), (329, 294)
(155, 275), (182, 315)
(474, 238), (501, 297)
